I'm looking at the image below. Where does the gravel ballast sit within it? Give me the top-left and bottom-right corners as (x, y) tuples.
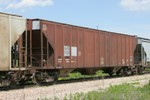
(0, 74), (150, 100)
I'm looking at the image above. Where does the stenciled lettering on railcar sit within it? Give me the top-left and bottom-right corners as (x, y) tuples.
(71, 47), (77, 57)
(78, 51), (81, 56)
(100, 57), (104, 65)
(130, 56), (133, 65)
(122, 59), (125, 65)
(42, 24), (47, 31)
(64, 46), (70, 57)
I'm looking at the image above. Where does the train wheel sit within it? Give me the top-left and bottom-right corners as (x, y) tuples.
(53, 73), (58, 83)
(43, 72), (57, 83)
(116, 71), (120, 76)
(120, 68), (127, 76)
(18, 79), (25, 85)
(32, 71), (58, 85)
(32, 72), (43, 85)
(138, 66), (143, 75)
(6, 73), (18, 87)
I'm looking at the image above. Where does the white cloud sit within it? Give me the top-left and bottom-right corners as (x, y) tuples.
(0, 0), (17, 5)
(0, 0), (53, 10)
(6, 0), (53, 9)
(120, 0), (150, 12)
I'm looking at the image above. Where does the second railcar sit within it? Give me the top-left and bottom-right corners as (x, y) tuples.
(25, 19), (142, 77)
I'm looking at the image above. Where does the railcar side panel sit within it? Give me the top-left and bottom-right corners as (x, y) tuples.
(126, 36), (130, 66)
(105, 32), (111, 66)
(63, 26), (71, 68)
(29, 19), (137, 70)
(55, 25), (64, 68)
(111, 34), (118, 66)
(130, 37), (133, 66)
(99, 32), (105, 66)
(122, 36), (126, 66)
(117, 35), (122, 66)
(78, 29), (84, 68)
(0, 15), (9, 70)
(0, 13), (26, 71)
(84, 30), (95, 67)
(71, 27), (78, 68)
(95, 32), (100, 67)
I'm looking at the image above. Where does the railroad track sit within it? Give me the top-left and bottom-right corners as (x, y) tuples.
(0, 72), (148, 92)
(1, 73), (150, 100)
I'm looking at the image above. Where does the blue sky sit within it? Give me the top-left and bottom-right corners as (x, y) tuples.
(0, 0), (150, 38)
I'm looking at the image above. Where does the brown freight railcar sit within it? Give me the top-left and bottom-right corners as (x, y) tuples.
(26, 19), (138, 77)
(0, 13), (148, 87)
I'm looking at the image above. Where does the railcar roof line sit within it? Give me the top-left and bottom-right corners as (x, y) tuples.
(138, 37), (150, 41)
(29, 18), (136, 37)
(0, 12), (22, 17)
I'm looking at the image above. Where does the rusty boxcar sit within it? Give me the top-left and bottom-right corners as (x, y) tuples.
(25, 19), (148, 79)
(0, 13), (150, 86)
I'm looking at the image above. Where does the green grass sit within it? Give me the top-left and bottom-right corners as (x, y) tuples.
(59, 70), (108, 80)
(40, 83), (150, 100)
(63, 83), (150, 100)
(145, 67), (150, 73)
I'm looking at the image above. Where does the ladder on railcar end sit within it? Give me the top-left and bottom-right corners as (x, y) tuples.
(18, 31), (28, 68)
(11, 32), (27, 68)
(136, 37), (150, 67)
(11, 42), (19, 68)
